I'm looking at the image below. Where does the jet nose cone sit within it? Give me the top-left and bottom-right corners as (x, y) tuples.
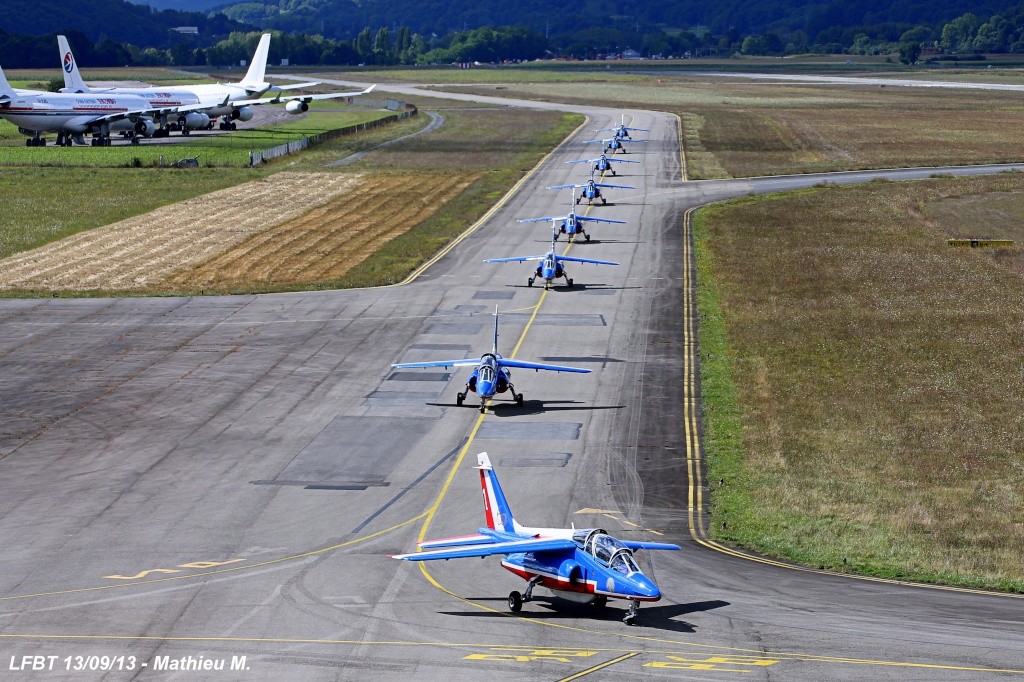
(478, 379), (495, 397)
(633, 574), (661, 600)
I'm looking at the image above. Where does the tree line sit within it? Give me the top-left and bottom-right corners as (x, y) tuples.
(7, 8), (1024, 70)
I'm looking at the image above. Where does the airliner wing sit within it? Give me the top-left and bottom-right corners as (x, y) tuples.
(483, 255), (545, 263)
(499, 359), (591, 373)
(392, 358), (480, 369)
(234, 84), (376, 107)
(267, 82), (321, 91)
(393, 537), (575, 560)
(557, 256), (619, 266)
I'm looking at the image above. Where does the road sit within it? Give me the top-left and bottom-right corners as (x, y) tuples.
(1, 83), (1022, 680)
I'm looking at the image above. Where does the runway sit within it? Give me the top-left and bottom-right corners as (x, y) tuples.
(1, 85), (1022, 680)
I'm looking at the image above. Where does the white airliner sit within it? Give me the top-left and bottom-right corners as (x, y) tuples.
(0, 64), (190, 146)
(58, 34), (375, 137)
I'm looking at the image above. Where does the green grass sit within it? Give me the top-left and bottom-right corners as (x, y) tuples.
(0, 110), (395, 167)
(695, 174), (1024, 592)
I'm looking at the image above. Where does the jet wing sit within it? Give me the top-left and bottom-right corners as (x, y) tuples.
(557, 256), (619, 266)
(594, 183), (636, 189)
(499, 359), (591, 373)
(393, 536), (576, 561)
(483, 255), (545, 263)
(577, 216), (627, 224)
(566, 158), (640, 165)
(419, 534), (496, 549)
(621, 541), (682, 551)
(392, 358), (480, 369)
(517, 216), (562, 224)
(234, 84), (376, 107)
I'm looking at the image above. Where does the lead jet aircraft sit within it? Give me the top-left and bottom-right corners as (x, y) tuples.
(391, 308), (590, 412)
(0, 64), (182, 146)
(485, 230), (618, 289)
(393, 452), (681, 625)
(518, 190), (626, 241)
(567, 153), (640, 177)
(57, 34), (373, 136)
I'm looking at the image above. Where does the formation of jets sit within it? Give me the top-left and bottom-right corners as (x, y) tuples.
(0, 33), (374, 146)
(391, 118), (674, 624)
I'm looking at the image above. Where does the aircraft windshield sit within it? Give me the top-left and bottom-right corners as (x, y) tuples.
(478, 355), (498, 384)
(545, 256), (555, 270)
(610, 549), (640, 575)
(572, 529), (628, 565)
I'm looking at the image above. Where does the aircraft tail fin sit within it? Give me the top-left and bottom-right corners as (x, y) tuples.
(491, 306), (499, 355)
(240, 34), (271, 88)
(57, 35), (90, 93)
(475, 452), (518, 533)
(0, 65), (14, 99)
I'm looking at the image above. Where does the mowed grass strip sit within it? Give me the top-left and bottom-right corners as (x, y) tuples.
(697, 173), (1024, 591)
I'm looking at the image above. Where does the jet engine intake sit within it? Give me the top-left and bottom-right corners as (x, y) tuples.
(232, 106), (254, 122)
(285, 100), (309, 115)
(134, 119), (156, 137)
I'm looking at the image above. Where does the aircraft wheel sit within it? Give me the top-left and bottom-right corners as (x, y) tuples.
(456, 392), (465, 406)
(182, 128), (190, 136)
(611, 170), (616, 176)
(515, 393), (524, 405)
(131, 136), (140, 145)
(585, 234), (591, 242)
(230, 122), (237, 131)
(601, 198), (606, 205)
(624, 613), (637, 626)
(567, 279), (574, 288)
(527, 277), (534, 287)
(479, 404), (486, 414)
(593, 595), (608, 609)
(508, 591), (523, 613)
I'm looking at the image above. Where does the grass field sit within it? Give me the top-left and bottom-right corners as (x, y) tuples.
(696, 172), (1024, 591)
(420, 78), (1024, 178)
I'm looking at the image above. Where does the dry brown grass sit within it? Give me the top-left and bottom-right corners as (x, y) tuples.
(701, 172), (1024, 587)
(0, 171), (473, 293)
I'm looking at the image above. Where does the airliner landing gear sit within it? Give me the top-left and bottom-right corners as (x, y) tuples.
(25, 134), (45, 147)
(624, 599), (639, 625)
(508, 591), (522, 612)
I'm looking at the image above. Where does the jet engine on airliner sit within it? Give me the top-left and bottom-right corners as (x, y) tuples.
(285, 100), (309, 115)
(134, 119), (156, 137)
(232, 106), (254, 122)
(180, 112), (210, 130)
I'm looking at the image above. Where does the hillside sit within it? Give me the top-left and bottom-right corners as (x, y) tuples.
(0, 0), (249, 45)
(128, 0), (1024, 43)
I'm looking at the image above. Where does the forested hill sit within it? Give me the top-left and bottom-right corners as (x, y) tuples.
(0, 0), (248, 45)
(135, 0), (1024, 43)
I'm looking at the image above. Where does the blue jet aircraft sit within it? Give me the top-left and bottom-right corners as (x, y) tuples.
(602, 117), (649, 139)
(485, 230), (618, 289)
(567, 153), (640, 177)
(518, 193), (626, 242)
(548, 173), (635, 206)
(583, 135), (646, 154)
(391, 308), (590, 412)
(393, 452), (681, 625)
